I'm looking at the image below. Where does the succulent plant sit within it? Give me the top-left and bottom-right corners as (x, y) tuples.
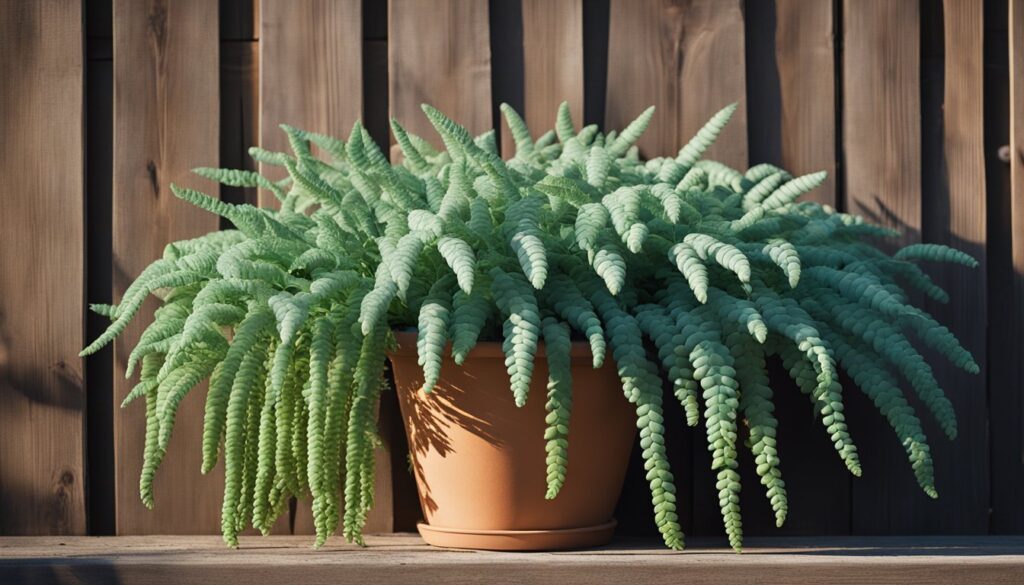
(83, 101), (976, 551)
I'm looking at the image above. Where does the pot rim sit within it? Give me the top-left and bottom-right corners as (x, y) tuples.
(389, 329), (601, 361)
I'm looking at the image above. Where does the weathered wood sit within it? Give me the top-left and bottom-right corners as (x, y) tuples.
(842, 1), (921, 246)
(605, 0), (747, 165)
(909, 0), (989, 533)
(258, 0), (392, 535)
(0, 0), (87, 536)
(992, 0), (1024, 533)
(841, 0), (927, 534)
(385, 0), (493, 531)
(258, 0), (363, 208)
(605, 0), (749, 539)
(389, 0), (493, 147)
(112, 0), (221, 534)
(2, 535), (1024, 585)
(517, 0), (584, 144)
(774, 0), (836, 205)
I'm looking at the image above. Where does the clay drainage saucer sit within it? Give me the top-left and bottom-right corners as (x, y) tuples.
(417, 520), (618, 551)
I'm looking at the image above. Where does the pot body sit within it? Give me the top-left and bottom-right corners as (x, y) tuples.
(389, 331), (636, 550)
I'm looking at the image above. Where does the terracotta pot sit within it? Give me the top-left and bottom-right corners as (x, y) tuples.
(389, 331), (637, 551)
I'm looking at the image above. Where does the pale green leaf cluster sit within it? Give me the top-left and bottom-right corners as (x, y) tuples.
(84, 99), (977, 552)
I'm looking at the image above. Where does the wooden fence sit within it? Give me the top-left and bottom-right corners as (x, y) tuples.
(1, 0), (1022, 539)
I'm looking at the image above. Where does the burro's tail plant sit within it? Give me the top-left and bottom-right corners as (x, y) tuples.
(83, 101), (978, 551)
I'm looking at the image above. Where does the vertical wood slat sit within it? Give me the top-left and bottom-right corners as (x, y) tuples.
(112, 0), (222, 534)
(507, 0), (584, 150)
(916, 0), (989, 533)
(738, 0), (852, 538)
(605, 0), (747, 166)
(0, 0), (87, 536)
(258, 0), (363, 209)
(604, 0), (747, 538)
(259, 0), (393, 536)
(842, 1), (922, 247)
(841, 0), (925, 533)
(1001, 0), (1024, 531)
(387, 0), (492, 529)
(774, 0), (836, 206)
(389, 0), (492, 147)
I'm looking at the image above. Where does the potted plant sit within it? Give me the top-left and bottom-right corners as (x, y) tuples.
(83, 102), (977, 552)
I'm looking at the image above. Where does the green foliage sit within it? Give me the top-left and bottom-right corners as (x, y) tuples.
(84, 100), (977, 552)
(541, 318), (573, 500)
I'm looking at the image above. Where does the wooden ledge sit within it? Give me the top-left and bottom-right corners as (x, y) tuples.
(2, 534), (1023, 584)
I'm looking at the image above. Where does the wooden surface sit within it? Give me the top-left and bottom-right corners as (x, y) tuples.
(389, 0), (493, 147)
(516, 0), (584, 145)
(259, 0), (391, 535)
(912, 0), (989, 533)
(258, 0), (363, 208)
(0, 0), (87, 536)
(774, 0), (836, 205)
(112, 0), (222, 534)
(841, 0), (927, 534)
(842, 0), (922, 247)
(1013, 0), (1024, 501)
(2, 535), (1023, 585)
(605, 0), (748, 539)
(605, 0), (747, 166)
(994, 0), (1024, 533)
(4, 0), (1024, 540)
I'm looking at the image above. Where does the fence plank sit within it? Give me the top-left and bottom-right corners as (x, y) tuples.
(910, 0), (990, 533)
(386, 0), (492, 530)
(112, 0), (222, 534)
(259, 0), (394, 536)
(605, 0), (750, 539)
(0, 0), (86, 536)
(389, 0), (492, 147)
(259, 0), (363, 209)
(842, 1), (922, 246)
(518, 0), (584, 144)
(842, 0), (928, 533)
(605, 0), (746, 166)
(775, 0), (836, 206)
(994, 0), (1024, 532)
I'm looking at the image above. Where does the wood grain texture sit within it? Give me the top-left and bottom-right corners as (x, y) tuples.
(389, 0), (492, 148)
(259, 0), (392, 536)
(112, 0), (221, 534)
(0, 0), (86, 536)
(918, 0), (989, 533)
(514, 0), (584, 147)
(841, 0), (926, 534)
(849, 0), (988, 534)
(1009, 0), (1024, 524)
(774, 0), (836, 205)
(992, 0), (1024, 533)
(2, 535), (1024, 585)
(605, 0), (747, 540)
(605, 0), (747, 165)
(385, 0), (493, 531)
(841, 0), (921, 247)
(259, 0), (363, 208)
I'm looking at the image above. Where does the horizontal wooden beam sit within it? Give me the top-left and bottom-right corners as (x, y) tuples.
(2, 535), (1023, 584)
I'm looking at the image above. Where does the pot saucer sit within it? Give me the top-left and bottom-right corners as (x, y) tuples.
(417, 520), (617, 551)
